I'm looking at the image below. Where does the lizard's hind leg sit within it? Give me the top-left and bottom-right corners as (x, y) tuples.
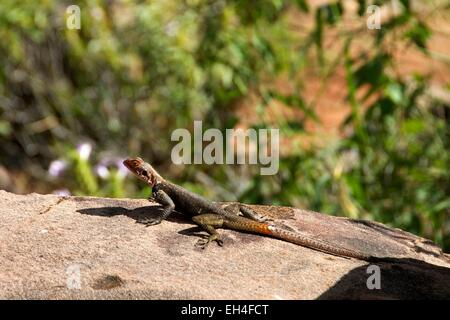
(221, 203), (270, 222)
(192, 214), (225, 249)
(239, 205), (271, 222)
(221, 203), (240, 215)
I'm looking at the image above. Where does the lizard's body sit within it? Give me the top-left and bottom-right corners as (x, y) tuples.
(123, 157), (372, 261)
(152, 180), (262, 221)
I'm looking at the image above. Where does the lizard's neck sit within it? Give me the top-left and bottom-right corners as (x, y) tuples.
(142, 162), (165, 186)
(145, 163), (164, 183)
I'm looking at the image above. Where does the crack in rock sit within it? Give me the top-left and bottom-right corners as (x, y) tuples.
(39, 197), (68, 215)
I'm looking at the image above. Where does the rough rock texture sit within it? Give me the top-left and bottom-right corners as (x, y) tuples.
(0, 190), (449, 299)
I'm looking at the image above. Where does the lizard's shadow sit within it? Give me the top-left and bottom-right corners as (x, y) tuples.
(76, 206), (206, 239)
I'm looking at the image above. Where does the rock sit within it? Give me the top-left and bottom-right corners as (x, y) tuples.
(0, 190), (449, 299)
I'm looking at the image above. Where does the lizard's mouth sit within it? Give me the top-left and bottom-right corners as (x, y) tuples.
(123, 158), (155, 186)
(122, 159), (136, 173)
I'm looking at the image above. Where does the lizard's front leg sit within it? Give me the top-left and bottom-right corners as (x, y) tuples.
(143, 189), (175, 226)
(192, 214), (225, 249)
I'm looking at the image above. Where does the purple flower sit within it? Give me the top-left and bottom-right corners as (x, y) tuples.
(77, 142), (92, 160)
(94, 155), (129, 179)
(52, 188), (71, 196)
(116, 158), (129, 178)
(95, 164), (110, 179)
(48, 160), (68, 177)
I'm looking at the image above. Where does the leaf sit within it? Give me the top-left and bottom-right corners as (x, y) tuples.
(0, 120), (11, 136)
(401, 119), (425, 135)
(432, 200), (450, 213)
(400, 0), (411, 11)
(271, 91), (319, 122)
(313, 7), (324, 66)
(356, 0), (366, 16)
(211, 63), (233, 87)
(354, 53), (390, 88)
(319, 1), (344, 25)
(385, 82), (404, 105)
(294, 0), (309, 13)
(404, 21), (431, 51)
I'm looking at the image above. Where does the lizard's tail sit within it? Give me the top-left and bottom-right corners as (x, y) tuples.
(224, 218), (371, 260)
(266, 224), (372, 260)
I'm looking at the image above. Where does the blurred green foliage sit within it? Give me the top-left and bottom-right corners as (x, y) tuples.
(0, 0), (448, 250)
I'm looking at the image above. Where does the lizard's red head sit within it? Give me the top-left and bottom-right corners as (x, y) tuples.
(123, 157), (162, 187)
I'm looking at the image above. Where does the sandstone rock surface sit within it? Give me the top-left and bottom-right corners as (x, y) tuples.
(0, 190), (449, 299)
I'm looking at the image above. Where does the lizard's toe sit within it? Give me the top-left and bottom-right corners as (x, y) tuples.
(142, 218), (162, 226)
(258, 217), (272, 223)
(195, 238), (210, 249)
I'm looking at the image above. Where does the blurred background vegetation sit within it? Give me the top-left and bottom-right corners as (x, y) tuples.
(0, 0), (449, 250)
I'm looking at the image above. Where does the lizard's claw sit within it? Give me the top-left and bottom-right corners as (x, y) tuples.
(141, 217), (162, 226)
(195, 235), (223, 249)
(258, 216), (273, 223)
(195, 237), (210, 249)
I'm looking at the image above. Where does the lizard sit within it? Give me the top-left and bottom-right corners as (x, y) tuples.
(123, 157), (374, 261)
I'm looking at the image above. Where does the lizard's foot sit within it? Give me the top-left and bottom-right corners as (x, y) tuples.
(195, 234), (223, 249)
(239, 206), (272, 223)
(247, 214), (273, 223)
(141, 217), (162, 226)
(257, 216), (273, 223)
(222, 203), (240, 215)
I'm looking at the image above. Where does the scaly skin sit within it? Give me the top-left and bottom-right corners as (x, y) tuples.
(123, 158), (268, 224)
(191, 214), (372, 260)
(123, 157), (373, 260)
